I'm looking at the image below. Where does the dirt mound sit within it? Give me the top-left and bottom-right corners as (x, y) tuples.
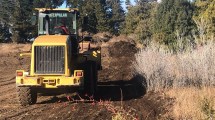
(99, 35), (138, 81)
(0, 43), (31, 55)
(92, 32), (112, 43)
(109, 41), (137, 57)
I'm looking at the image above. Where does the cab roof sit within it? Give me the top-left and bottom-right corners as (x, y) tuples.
(35, 8), (79, 13)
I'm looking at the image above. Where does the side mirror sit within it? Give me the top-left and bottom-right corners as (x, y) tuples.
(45, 15), (50, 35)
(31, 15), (37, 25)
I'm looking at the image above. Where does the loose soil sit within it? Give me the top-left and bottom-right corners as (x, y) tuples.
(0, 37), (173, 120)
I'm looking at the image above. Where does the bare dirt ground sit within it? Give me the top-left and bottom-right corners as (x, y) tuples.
(0, 38), (173, 120)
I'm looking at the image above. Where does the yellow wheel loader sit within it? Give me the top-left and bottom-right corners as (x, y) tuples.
(16, 8), (101, 106)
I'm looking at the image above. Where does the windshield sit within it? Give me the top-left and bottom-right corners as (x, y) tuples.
(38, 12), (77, 35)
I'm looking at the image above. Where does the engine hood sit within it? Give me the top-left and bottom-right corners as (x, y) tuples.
(33, 35), (69, 46)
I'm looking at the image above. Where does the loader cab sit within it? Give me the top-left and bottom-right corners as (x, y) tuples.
(35, 8), (79, 35)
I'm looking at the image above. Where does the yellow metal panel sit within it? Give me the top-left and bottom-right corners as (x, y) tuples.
(35, 8), (79, 13)
(16, 77), (22, 84)
(16, 75), (83, 88)
(22, 77), (39, 85)
(30, 46), (34, 75)
(33, 35), (69, 46)
(16, 77), (39, 86)
(65, 44), (69, 76)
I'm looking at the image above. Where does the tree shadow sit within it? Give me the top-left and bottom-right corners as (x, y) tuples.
(38, 74), (147, 104)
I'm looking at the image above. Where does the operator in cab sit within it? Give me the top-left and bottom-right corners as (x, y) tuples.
(54, 19), (70, 35)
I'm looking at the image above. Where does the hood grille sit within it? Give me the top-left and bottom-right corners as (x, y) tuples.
(34, 46), (65, 74)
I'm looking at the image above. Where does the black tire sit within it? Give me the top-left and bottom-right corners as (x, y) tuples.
(17, 87), (37, 106)
(84, 61), (98, 97)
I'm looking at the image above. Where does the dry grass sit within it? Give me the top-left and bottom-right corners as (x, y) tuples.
(166, 87), (215, 119)
(134, 42), (215, 91)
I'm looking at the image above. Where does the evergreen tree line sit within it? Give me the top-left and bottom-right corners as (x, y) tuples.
(123, 0), (215, 51)
(0, 0), (214, 47)
(0, 0), (65, 43)
(0, 0), (125, 43)
(67, 0), (125, 34)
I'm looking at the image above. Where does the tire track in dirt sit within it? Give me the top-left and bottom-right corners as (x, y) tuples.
(0, 81), (15, 87)
(0, 76), (16, 97)
(0, 76), (15, 83)
(0, 95), (59, 119)
(20, 104), (69, 120)
(1, 96), (72, 120)
(0, 83), (15, 92)
(0, 88), (16, 104)
(0, 92), (17, 102)
(1, 104), (48, 119)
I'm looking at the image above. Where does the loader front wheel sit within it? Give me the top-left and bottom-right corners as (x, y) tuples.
(17, 87), (37, 106)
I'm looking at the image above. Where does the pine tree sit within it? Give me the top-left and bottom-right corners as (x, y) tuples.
(10, 0), (36, 43)
(0, 24), (4, 42)
(0, 0), (15, 23)
(194, 0), (215, 37)
(0, 0), (19, 42)
(67, 0), (110, 33)
(66, 0), (83, 8)
(33, 0), (64, 8)
(81, 0), (98, 33)
(107, 0), (125, 34)
(95, 0), (110, 32)
(154, 0), (195, 48)
(123, 6), (140, 34)
(123, 0), (156, 44)
(0, 23), (11, 42)
(0, 0), (65, 43)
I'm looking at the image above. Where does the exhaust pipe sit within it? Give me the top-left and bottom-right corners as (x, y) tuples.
(45, 15), (50, 35)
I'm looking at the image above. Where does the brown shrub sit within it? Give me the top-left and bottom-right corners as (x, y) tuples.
(134, 42), (215, 91)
